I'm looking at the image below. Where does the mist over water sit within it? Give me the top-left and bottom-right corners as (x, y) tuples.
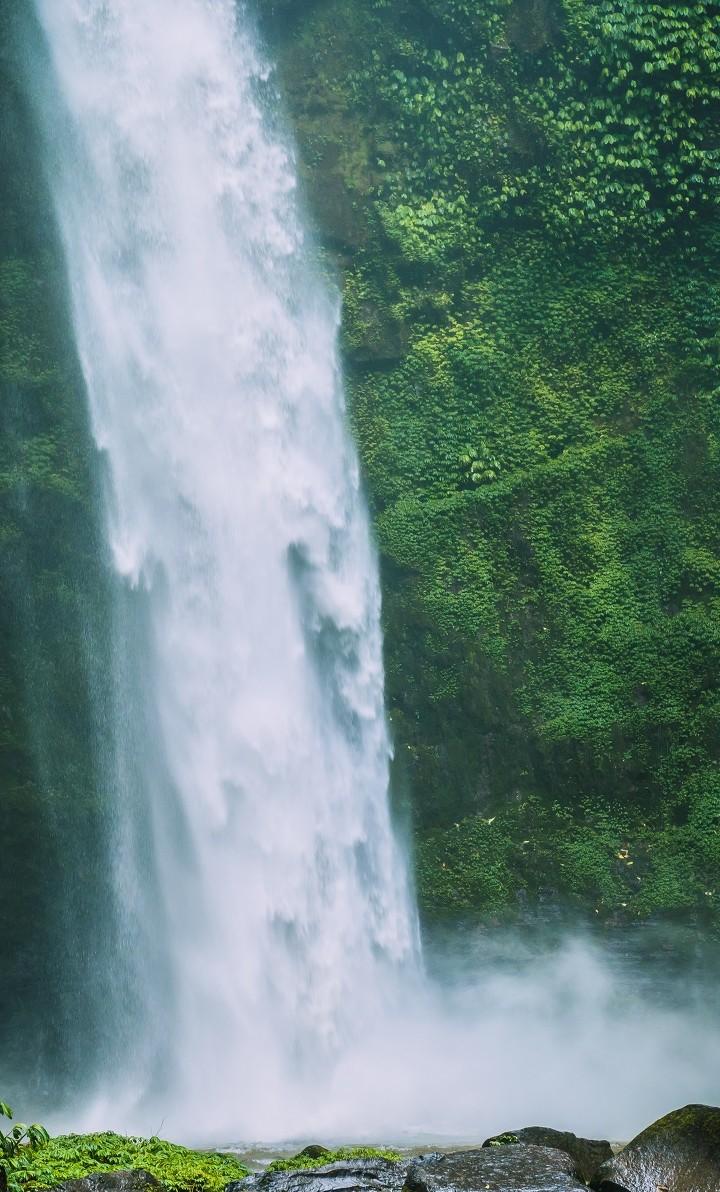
(67, 926), (720, 1145)
(27, 0), (720, 1147)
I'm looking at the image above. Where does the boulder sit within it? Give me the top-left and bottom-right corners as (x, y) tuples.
(226, 1158), (406, 1192)
(590, 1103), (720, 1192)
(403, 1147), (586, 1192)
(483, 1128), (613, 1183)
(51, 1173), (162, 1192)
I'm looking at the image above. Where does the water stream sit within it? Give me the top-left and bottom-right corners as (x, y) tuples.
(31, 0), (418, 1136)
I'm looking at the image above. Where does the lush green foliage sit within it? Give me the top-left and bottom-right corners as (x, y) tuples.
(271, 0), (720, 923)
(0, 1104), (49, 1162)
(0, 1102), (49, 1192)
(365, 0), (720, 245)
(267, 1149), (401, 1173)
(6, 1133), (249, 1192)
(417, 779), (720, 919)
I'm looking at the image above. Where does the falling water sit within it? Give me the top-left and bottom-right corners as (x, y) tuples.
(30, 0), (418, 1135)
(27, 0), (720, 1148)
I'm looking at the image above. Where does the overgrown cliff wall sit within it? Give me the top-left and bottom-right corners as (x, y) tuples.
(261, 0), (720, 925)
(0, 4), (114, 1082)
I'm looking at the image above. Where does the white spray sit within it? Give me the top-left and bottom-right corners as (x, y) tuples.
(32, 0), (418, 1135)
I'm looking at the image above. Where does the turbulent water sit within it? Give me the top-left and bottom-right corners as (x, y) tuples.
(31, 0), (417, 1134)
(26, 0), (720, 1148)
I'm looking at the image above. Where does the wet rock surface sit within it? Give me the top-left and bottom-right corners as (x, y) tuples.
(483, 1128), (612, 1183)
(52, 1173), (162, 1192)
(590, 1103), (720, 1192)
(226, 1159), (407, 1192)
(404, 1147), (586, 1192)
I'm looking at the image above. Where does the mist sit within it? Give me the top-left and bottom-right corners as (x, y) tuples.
(37, 924), (718, 1148)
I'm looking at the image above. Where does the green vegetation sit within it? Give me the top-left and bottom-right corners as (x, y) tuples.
(0, 1103), (49, 1162)
(268, 0), (720, 924)
(0, 3), (118, 1082)
(5, 1134), (249, 1192)
(0, 1102), (49, 1192)
(267, 1148), (401, 1173)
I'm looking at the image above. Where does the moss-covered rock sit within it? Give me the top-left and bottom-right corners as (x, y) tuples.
(226, 1155), (405, 1192)
(483, 1127), (612, 1184)
(267, 1149), (401, 1174)
(591, 1103), (720, 1192)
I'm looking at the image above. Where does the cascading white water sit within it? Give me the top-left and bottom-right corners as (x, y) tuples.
(29, 0), (720, 1149)
(32, 0), (418, 1136)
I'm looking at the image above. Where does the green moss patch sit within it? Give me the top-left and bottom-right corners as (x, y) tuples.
(6, 1133), (249, 1192)
(267, 1149), (401, 1173)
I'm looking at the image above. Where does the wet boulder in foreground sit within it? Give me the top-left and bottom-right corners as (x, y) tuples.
(226, 1158), (406, 1192)
(483, 1127), (613, 1183)
(590, 1103), (720, 1191)
(51, 1173), (162, 1192)
(403, 1147), (586, 1192)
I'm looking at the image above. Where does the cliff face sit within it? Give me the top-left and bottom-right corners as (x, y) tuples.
(0, 5), (115, 1082)
(262, 0), (720, 924)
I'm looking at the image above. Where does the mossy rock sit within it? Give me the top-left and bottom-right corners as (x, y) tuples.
(591, 1103), (720, 1191)
(483, 1127), (612, 1184)
(267, 1149), (402, 1174)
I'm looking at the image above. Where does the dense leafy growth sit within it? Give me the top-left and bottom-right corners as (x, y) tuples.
(268, 0), (720, 923)
(5, 1133), (249, 1192)
(0, 1101), (49, 1192)
(366, 0), (720, 244)
(0, 1103), (49, 1162)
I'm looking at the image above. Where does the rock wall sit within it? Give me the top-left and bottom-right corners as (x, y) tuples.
(0, 3), (116, 1089)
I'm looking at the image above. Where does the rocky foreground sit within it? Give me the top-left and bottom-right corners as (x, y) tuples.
(43, 1105), (720, 1192)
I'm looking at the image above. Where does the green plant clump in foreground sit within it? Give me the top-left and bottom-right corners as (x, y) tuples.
(5, 1133), (250, 1192)
(267, 1148), (401, 1173)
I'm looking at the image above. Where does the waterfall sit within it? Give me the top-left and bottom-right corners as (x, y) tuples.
(30, 0), (418, 1136)
(21, 0), (720, 1148)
